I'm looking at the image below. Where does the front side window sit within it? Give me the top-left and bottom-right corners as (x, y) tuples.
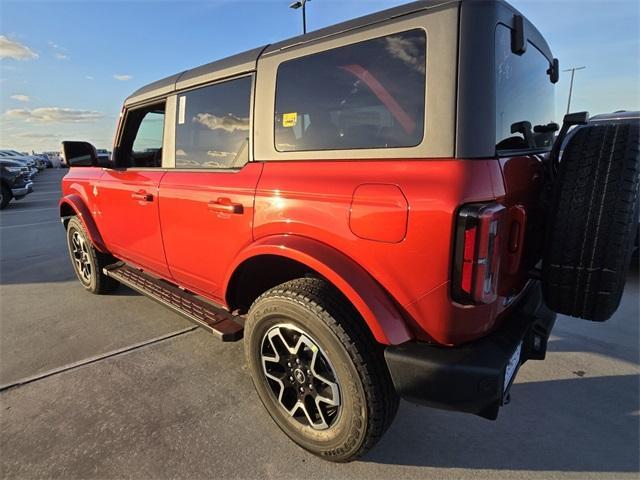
(495, 24), (556, 154)
(118, 102), (165, 168)
(275, 29), (426, 152)
(175, 76), (252, 169)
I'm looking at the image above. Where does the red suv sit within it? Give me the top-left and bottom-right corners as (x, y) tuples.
(60, 0), (639, 462)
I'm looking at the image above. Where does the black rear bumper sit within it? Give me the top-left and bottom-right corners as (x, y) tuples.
(384, 283), (555, 420)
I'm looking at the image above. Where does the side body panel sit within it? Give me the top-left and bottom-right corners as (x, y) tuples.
(159, 163), (264, 301)
(253, 159), (503, 345)
(225, 235), (413, 345)
(96, 170), (170, 278)
(60, 168), (106, 251)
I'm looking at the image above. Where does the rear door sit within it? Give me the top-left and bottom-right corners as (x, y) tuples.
(96, 100), (171, 278)
(159, 75), (262, 301)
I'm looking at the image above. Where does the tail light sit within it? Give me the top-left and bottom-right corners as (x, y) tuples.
(452, 203), (506, 305)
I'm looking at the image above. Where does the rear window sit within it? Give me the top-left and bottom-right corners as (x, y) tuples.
(495, 24), (555, 154)
(274, 29), (426, 152)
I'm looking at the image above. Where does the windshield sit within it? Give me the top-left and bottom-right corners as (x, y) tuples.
(495, 24), (555, 154)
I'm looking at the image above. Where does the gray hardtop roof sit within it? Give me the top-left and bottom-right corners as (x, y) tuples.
(124, 0), (459, 106)
(262, 0), (457, 55)
(125, 0), (552, 107)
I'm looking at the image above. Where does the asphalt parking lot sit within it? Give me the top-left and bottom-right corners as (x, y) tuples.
(0, 168), (638, 479)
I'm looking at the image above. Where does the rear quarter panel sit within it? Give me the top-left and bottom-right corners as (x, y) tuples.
(253, 159), (500, 343)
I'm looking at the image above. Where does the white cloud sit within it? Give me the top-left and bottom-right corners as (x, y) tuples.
(85, 75), (94, 80)
(10, 94), (29, 102)
(14, 132), (60, 139)
(0, 36), (38, 60)
(113, 74), (132, 81)
(385, 35), (425, 75)
(54, 52), (68, 60)
(194, 113), (249, 132)
(4, 107), (104, 123)
(207, 150), (232, 158)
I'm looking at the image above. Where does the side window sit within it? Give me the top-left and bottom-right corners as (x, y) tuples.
(132, 112), (165, 153)
(274, 29), (426, 152)
(118, 102), (165, 168)
(175, 76), (252, 169)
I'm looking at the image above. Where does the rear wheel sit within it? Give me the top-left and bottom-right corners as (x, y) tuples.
(66, 217), (119, 294)
(0, 183), (11, 210)
(244, 277), (398, 462)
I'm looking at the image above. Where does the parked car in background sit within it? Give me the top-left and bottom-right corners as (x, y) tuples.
(34, 154), (53, 168)
(96, 150), (110, 166)
(43, 151), (62, 168)
(1, 158), (33, 209)
(44, 152), (60, 168)
(0, 151), (37, 178)
(6, 150), (43, 169)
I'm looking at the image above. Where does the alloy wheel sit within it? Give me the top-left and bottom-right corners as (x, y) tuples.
(260, 324), (341, 430)
(71, 230), (92, 283)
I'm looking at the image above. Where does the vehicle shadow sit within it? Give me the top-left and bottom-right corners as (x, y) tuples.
(364, 373), (639, 472)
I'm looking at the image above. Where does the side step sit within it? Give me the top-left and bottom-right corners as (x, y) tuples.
(103, 263), (243, 342)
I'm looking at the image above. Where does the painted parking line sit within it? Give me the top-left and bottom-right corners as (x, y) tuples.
(0, 326), (198, 392)
(0, 207), (59, 215)
(0, 220), (60, 229)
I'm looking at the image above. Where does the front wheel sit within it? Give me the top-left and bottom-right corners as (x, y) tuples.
(66, 217), (119, 294)
(244, 277), (398, 462)
(0, 183), (11, 210)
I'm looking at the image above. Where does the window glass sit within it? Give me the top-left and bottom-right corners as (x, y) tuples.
(119, 103), (165, 168)
(495, 24), (556, 153)
(275, 29), (426, 152)
(176, 76), (252, 169)
(132, 111), (165, 153)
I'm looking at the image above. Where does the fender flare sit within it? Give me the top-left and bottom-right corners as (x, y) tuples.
(224, 235), (413, 345)
(59, 194), (108, 253)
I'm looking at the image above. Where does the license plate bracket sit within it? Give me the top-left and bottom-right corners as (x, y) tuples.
(503, 341), (522, 394)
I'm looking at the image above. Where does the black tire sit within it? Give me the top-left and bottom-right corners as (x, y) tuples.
(244, 277), (398, 462)
(66, 217), (119, 294)
(543, 121), (640, 321)
(0, 183), (12, 210)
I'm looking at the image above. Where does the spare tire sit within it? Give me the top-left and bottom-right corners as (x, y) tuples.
(542, 120), (639, 321)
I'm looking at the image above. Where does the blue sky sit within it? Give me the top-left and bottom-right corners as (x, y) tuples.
(1, 0), (638, 151)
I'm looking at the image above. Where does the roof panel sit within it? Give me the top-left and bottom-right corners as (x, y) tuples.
(124, 0), (459, 106)
(262, 0), (457, 55)
(175, 46), (266, 91)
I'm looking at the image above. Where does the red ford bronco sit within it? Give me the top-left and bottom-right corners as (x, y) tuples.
(60, 0), (639, 462)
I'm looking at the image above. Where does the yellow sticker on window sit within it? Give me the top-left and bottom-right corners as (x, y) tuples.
(282, 112), (297, 127)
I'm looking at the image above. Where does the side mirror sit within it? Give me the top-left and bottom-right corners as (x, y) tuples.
(61, 141), (98, 167)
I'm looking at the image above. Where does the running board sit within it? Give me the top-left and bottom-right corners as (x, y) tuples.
(103, 263), (243, 342)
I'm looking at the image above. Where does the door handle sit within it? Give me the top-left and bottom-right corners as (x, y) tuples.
(208, 198), (244, 214)
(132, 191), (153, 202)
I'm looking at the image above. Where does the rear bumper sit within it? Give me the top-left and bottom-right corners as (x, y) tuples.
(384, 282), (555, 420)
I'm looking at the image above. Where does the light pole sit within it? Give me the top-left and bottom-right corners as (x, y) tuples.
(562, 66), (586, 114)
(289, 0), (310, 34)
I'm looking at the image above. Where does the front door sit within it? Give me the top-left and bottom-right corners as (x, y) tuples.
(96, 101), (170, 278)
(158, 75), (260, 300)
